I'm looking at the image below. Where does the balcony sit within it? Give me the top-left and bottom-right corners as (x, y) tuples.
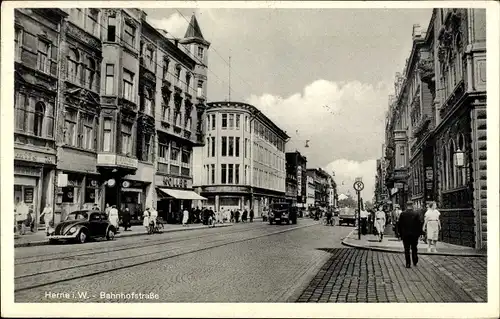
(97, 153), (138, 170)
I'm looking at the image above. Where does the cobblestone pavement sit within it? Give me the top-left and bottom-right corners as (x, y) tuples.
(297, 248), (487, 303)
(15, 220), (352, 302)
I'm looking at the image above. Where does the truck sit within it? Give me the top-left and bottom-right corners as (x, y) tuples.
(268, 202), (297, 225)
(338, 207), (357, 226)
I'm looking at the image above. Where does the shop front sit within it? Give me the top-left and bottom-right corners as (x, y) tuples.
(156, 174), (206, 223)
(14, 149), (56, 229)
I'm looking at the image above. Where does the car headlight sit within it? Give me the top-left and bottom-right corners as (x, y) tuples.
(270, 212), (274, 217)
(68, 227), (77, 233)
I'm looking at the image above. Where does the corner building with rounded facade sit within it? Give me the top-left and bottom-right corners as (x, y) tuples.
(193, 102), (289, 216)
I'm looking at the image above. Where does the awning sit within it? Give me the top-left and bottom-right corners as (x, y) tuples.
(157, 188), (207, 200)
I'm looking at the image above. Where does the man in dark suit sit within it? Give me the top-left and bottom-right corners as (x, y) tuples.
(398, 201), (423, 268)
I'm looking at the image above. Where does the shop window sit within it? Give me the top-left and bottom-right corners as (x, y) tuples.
(123, 22), (136, 47)
(62, 186), (75, 203)
(221, 114), (227, 129)
(221, 136), (227, 156)
(221, 164), (227, 184)
(235, 137), (240, 157)
(102, 118), (112, 152)
(37, 39), (50, 73)
(85, 187), (96, 203)
(228, 137), (234, 156)
(123, 69), (134, 102)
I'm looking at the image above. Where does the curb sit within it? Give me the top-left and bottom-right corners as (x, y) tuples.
(341, 231), (486, 257)
(14, 223), (233, 248)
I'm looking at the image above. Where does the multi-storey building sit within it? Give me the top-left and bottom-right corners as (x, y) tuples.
(14, 8), (209, 226)
(14, 9), (68, 227)
(285, 151), (307, 208)
(193, 101), (288, 216)
(306, 176), (315, 208)
(383, 8), (486, 249)
(306, 168), (331, 207)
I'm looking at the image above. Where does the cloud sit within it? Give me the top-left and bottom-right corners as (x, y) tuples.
(148, 13), (188, 39)
(246, 80), (388, 201)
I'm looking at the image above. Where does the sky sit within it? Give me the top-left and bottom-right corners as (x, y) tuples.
(144, 7), (433, 199)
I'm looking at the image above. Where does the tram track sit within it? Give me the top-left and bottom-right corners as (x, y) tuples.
(15, 224), (264, 265)
(15, 222), (317, 293)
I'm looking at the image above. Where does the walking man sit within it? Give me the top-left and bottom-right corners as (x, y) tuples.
(360, 209), (368, 234)
(398, 201), (423, 268)
(392, 204), (402, 240)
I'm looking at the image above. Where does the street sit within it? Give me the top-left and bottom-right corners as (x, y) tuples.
(14, 219), (486, 303)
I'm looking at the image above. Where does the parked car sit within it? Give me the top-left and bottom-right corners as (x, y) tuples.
(48, 210), (117, 244)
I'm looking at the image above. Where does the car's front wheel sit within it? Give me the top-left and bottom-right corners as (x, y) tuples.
(77, 230), (87, 244)
(106, 228), (115, 240)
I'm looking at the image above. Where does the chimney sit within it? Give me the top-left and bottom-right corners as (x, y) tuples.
(412, 24), (422, 39)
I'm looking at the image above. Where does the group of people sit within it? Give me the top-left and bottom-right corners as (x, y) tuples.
(176, 207), (256, 226)
(15, 201), (54, 236)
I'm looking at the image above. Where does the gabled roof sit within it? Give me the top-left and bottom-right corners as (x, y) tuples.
(184, 15), (205, 40)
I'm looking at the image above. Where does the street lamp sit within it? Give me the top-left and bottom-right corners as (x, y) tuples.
(454, 148), (464, 169)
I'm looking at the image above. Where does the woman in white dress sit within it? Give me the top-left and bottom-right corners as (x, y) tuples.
(424, 201), (441, 252)
(182, 208), (189, 226)
(108, 205), (120, 231)
(143, 208), (150, 233)
(374, 206), (386, 242)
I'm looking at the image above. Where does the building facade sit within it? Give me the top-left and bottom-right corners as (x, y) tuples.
(193, 101), (288, 216)
(14, 8), (208, 227)
(306, 175), (315, 208)
(285, 151), (307, 208)
(383, 8), (487, 249)
(306, 168), (331, 207)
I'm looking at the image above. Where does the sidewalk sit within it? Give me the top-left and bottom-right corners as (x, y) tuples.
(14, 222), (233, 248)
(341, 226), (486, 257)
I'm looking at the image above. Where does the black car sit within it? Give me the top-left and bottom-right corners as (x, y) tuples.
(268, 202), (297, 225)
(49, 210), (116, 244)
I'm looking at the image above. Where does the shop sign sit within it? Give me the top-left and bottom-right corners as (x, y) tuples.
(24, 188), (34, 203)
(297, 166), (302, 195)
(162, 176), (191, 189)
(15, 150), (55, 165)
(426, 181), (433, 190)
(116, 155), (138, 169)
(14, 166), (40, 177)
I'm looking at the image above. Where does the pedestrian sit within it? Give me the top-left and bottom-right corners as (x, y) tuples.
(122, 207), (132, 231)
(26, 209), (34, 233)
(398, 201), (423, 268)
(15, 201), (28, 235)
(423, 201), (441, 253)
(374, 205), (386, 242)
(40, 203), (54, 236)
(143, 208), (151, 233)
(182, 207), (189, 226)
(150, 206), (158, 229)
(249, 209), (254, 222)
(235, 210), (240, 223)
(360, 209), (368, 234)
(230, 210), (235, 223)
(242, 209), (248, 222)
(392, 204), (402, 240)
(108, 205), (120, 231)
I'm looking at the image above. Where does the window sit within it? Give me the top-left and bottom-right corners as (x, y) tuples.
(67, 49), (79, 83)
(175, 65), (181, 82)
(33, 102), (45, 137)
(211, 164), (215, 184)
(221, 136), (227, 156)
(211, 137), (215, 157)
(123, 69), (134, 101)
(181, 150), (190, 165)
(82, 113), (94, 150)
(163, 59), (169, 80)
(186, 117), (192, 130)
(228, 137), (234, 156)
(105, 64), (114, 95)
(245, 165), (249, 184)
(107, 16), (116, 41)
(170, 147), (179, 162)
(15, 93), (27, 131)
(158, 137), (169, 160)
(146, 46), (154, 62)
(65, 109), (78, 146)
(37, 39), (50, 73)
(235, 164), (240, 184)
(197, 46), (204, 59)
(448, 140), (456, 189)
(244, 138), (249, 158)
(15, 27), (22, 60)
(197, 80), (203, 88)
(235, 137), (240, 157)
(186, 73), (191, 91)
(229, 114), (234, 129)
(211, 114), (216, 130)
(236, 115), (240, 130)
(123, 22), (136, 47)
(121, 123), (132, 155)
(87, 9), (99, 37)
(162, 103), (170, 122)
(142, 134), (152, 161)
(84, 57), (96, 90)
(457, 134), (466, 186)
(103, 118), (112, 151)
(222, 114), (227, 129)
(197, 80), (203, 97)
(228, 164), (234, 184)
(143, 88), (153, 115)
(221, 164), (227, 184)
(442, 145), (448, 190)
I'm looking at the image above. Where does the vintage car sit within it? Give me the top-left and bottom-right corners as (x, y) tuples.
(269, 202), (297, 225)
(338, 207), (357, 226)
(48, 210), (116, 244)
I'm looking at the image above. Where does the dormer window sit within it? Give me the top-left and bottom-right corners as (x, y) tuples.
(197, 47), (204, 59)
